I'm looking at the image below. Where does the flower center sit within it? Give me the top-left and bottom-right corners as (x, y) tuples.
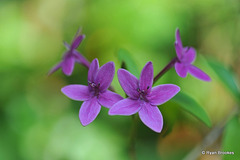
(88, 81), (100, 96)
(137, 86), (150, 102)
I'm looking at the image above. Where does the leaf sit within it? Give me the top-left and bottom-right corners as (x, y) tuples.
(117, 49), (140, 77)
(222, 115), (240, 160)
(207, 59), (240, 102)
(171, 92), (212, 127)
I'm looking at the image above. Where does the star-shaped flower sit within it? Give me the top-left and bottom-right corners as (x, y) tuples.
(174, 28), (211, 81)
(48, 29), (90, 76)
(109, 62), (180, 133)
(61, 58), (123, 126)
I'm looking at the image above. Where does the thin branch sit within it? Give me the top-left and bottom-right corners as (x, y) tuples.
(129, 114), (138, 160)
(153, 57), (179, 84)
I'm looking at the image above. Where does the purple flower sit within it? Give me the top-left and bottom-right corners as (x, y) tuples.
(48, 29), (90, 76)
(174, 28), (211, 81)
(61, 59), (123, 126)
(109, 62), (180, 133)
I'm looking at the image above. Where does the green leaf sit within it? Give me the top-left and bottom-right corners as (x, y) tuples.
(207, 59), (240, 102)
(222, 115), (240, 160)
(117, 49), (140, 77)
(171, 92), (212, 127)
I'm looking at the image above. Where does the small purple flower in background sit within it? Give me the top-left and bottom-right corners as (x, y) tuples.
(61, 58), (123, 126)
(109, 62), (180, 133)
(48, 28), (90, 76)
(174, 28), (211, 81)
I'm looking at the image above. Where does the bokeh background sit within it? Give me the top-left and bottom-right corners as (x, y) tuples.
(0, 0), (240, 159)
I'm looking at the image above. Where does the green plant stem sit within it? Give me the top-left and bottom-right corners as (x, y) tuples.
(129, 114), (138, 160)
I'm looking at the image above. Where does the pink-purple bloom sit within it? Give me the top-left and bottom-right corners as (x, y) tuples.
(48, 29), (90, 76)
(61, 59), (123, 126)
(174, 28), (211, 81)
(109, 62), (180, 133)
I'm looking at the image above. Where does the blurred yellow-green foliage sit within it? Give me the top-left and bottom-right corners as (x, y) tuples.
(0, 0), (240, 159)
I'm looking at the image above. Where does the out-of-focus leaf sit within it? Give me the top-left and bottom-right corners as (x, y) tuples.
(160, 104), (179, 137)
(136, 140), (161, 160)
(117, 49), (140, 77)
(171, 92), (212, 127)
(5, 95), (36, 133)
(42, 115), (127, 160)
(207, 59), (240, 102)
(222, 115), (240, 160)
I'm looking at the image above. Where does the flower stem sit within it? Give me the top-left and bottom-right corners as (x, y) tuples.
(129, 114), (138, 160)
(153, 57), (179, 84)
(121, 60), (138, 159)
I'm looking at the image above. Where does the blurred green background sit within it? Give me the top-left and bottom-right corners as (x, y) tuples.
(0, 0), (240, 159)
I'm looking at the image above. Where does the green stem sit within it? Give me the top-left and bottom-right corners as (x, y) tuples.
(129, 114), (138, 160)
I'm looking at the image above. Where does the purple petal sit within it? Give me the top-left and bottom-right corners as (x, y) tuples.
(175, 62), (188, 78)
(182, 47), (196, 64)
(62, 56), (75, 76)
(175, 28), (183, 48)
(109, 98), (141, 116)
(138, 103), (163, 133)
(79, 97), (101, 126)
(88, 58), (99, 82)
(61, 85), (91, 101)
(98, 90), (123, 108)
(48, 62), (62, 76)
(148, 84), (180, 106)
(73, 27), (82, 40)
(73, 50), (90, 68)
(63, 41), (70, 50)
(71, 28), (85, 49)
(188, 65), (211, 81)
(175, 42), (183, 60)
(95, 62), (115, 92)
(117, 69), (139, 99)
(139, 62), (153, 92)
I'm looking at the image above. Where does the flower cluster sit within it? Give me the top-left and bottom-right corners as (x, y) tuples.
(49, 28), (210, 133)
(48, 29), (90, 76)
(61, 59), (123, 126)
(174, 29), (211, 81)
(109, 62), (180, 132)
